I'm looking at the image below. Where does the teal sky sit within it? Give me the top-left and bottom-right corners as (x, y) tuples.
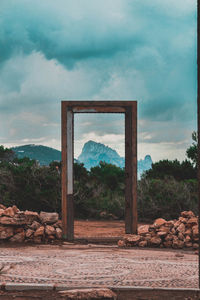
(0, 0), (197, 161)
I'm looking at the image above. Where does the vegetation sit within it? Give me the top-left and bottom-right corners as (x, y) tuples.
(0, 132), (198, 222)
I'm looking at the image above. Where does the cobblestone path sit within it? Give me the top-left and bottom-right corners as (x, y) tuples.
(0, 245), (198, 289)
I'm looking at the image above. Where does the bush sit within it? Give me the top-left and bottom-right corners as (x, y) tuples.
(0, 144), (198, 223)
(138, 177), (197, 222)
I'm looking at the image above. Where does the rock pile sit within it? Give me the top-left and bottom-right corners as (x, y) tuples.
(0, 204), (62, 243)
(118, 211), (199, 249)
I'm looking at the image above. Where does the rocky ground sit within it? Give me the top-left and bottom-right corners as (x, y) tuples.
(118, 210), (199, 250)
(0, 205), (199, 298)
(0, 204), (62, 243)
(0, 205), (199, 251)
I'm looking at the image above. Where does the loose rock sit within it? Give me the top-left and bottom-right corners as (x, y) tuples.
(39, 212), (59, 224)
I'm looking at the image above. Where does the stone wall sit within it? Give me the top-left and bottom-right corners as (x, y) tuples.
(0, 204), (199, 249)
(0, 204), (62, 243)
(118, 210), (199, 249)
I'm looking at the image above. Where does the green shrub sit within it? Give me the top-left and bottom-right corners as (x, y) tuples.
(138, 177), (197, 221)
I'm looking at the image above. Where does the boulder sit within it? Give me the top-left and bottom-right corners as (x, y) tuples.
(39, 212), (59, 224)
(138, 225), (149, 235)
(10, 230), (25, 242)
(54, 220), (62, 229)
(144, 234), (152, 242)
(185, 242), (193, 248)
(178, 232), (184, 240)
(157, 226), (170, 233)
(55, 228), (62, 239)
(172, 239), (184, 249)
(0, 209), (4, 216)
(0, 204), (6, 210)
(171, 228), (176, 234)
(0, 216), (18, 225)
(30, 221), (41, 230)
(124, 234), (141, 245)
(185, 235), (191, 242)
(0, 212), (38, 226)
(46, 234), (55, 240)
(177, 223), (185, 234)
(187, 217), (198, 226)
(0, 226), (14, 239)
(117, 240), (125, 247)
(181, 211), (195, 218)
(165, 221), (174, 227)
(58, 288), (117, 299)
(185, 229), (192, 235)
(192, 225), (198, 238)
(148, 225), (155, 231)
(138, 240), (147, 247)
(34, 226), (44, 237)
(25, 210), (39, 218)
(163, 241), (172, 248)
(33, 236), (42, 243)
(12, 205), (19, 214)
(174, 220), (181, 228)
(193, 243), (199, 249)
(153, 218), (166, 228)
(3, 207), (15, 217)
(165, 234), (173, 241)
(150, 236), (161, 246)
(178, 217), (187, 223)
(157, 231), (167, 237)
(25, 229), (34, 238)
(45, 225), (56, 236)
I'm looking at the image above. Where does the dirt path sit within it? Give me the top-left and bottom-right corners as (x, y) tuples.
(74, 220), (126, 238)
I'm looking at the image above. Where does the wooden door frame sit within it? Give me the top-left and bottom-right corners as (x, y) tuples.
(61, 100), (137, 240)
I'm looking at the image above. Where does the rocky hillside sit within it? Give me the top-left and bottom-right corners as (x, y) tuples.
(11, 144), (61, 165)
(11, 142), (152, 177)
(78, 140), (125, 170)
(78, 140), (152, 177)
(138, 155), (153, 178)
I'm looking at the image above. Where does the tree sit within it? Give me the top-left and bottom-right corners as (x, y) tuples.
(186, 131), (197, 168)
(90, 161), (124, 191)
(144, 159), (196, 181)
(0, 145), (15, 162)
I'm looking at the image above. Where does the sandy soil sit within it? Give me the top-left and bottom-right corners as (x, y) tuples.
(74, 220), (126, 238)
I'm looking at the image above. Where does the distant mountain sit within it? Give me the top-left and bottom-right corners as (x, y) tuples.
(11, 142), (153, 177)
(78, 140), (152, 177)
(78, 140), (124, 170)
(11, 144), (61, 165)
(138, 155), (153, 178)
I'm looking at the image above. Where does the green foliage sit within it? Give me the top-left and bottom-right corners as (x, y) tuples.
(0, 146), (61, 213)
(138, 177), (197, 221)
(144, 159), (196, 181)
(0, 134), (199, 223)
(73, 161), (125, 219)
(90, 161), (125, 190)
(186, 131), (197, 168)
(0, 145), (15, 162)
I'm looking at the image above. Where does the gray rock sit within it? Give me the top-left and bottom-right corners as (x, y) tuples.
(39, 212), (59, 224)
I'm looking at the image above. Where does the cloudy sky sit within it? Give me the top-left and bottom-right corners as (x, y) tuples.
(0, 0), (197, 161)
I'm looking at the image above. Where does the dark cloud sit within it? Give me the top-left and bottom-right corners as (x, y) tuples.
(0, 0), (197, 160)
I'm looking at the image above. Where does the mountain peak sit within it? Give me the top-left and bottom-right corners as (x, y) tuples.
(78, 140), (124, 170)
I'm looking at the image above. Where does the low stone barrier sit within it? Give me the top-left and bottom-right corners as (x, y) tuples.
(0, 204), (199, 249)
(118, 210), (199, 249)
(0, 204), (62, 243)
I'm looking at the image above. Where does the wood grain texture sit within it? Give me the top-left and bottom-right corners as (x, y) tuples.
(62, 100), (137, 239)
